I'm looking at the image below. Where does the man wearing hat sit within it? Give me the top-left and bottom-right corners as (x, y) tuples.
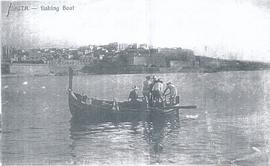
(128, 85), (141, 108)
(128, 85), (139, 102)
(151, 78), (164, 105)
(142, 76), (152, 103)
(148, 75), (158, 106)
(163, 82), (177, 105)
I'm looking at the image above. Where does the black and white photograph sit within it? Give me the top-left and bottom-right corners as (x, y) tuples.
(1, 0), (270, 165)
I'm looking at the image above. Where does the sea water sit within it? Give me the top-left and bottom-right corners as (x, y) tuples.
(1, 71), (270, 165)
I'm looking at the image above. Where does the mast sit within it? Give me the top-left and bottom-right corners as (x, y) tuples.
(69, 67), (73, 90)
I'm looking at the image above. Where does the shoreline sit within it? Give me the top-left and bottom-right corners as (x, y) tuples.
(2, 68), (270, 78)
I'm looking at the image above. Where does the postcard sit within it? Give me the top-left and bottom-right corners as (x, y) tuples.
(1, 0), (270, 165)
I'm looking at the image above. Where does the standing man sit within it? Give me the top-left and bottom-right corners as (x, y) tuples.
(152, 78), (164, 105)
(149, 75), (158, 91)
(142, 76), (152, 103)
(149, 75), (158, 106)
(163, 82), (177, 105)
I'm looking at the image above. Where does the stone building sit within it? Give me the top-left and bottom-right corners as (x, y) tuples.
(127, 56), (167, 67)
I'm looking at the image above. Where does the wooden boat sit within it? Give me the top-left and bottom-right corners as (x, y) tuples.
(68, 67), (196, 122)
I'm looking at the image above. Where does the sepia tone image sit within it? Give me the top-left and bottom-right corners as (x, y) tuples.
(1, 0), (270, 165)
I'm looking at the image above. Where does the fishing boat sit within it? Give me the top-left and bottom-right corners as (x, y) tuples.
(68, 67), (196, 122)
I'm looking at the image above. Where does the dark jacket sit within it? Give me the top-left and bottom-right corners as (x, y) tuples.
(129, 90), (138, 101)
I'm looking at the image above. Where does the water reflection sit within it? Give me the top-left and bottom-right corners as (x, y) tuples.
(69, 112), (180, 165)
(68, 107), (270, 165)
(144, 114), (180, 164)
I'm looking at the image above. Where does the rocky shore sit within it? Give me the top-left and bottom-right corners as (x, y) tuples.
(2, 56), (270, 76)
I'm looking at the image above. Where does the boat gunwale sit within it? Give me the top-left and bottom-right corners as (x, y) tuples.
(69, 90), (179, 113)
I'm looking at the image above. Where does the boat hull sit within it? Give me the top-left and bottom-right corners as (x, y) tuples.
(68, 91), (179, 122)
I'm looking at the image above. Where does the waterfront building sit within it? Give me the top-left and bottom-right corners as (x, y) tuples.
(128, 43), (138, 49)
(118, 43), (129, 51)
(139, 44), (148, 49)
(127, 55), (167, 67)
(1, 46), (11, 74)
(108, 42), (118, 51)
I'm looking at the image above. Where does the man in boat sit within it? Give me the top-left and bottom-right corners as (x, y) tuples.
(128, 86), (141, 108)
(163, 82), (177, 105)
(149, 75), (158, 90)
(128, 85), (139, 102)
(149, 75), (158, 106)
(142, 76), (152, 103)
(151, 78), (164, 106)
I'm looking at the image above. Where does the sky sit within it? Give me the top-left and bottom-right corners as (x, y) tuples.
(1, 0), (270, 62)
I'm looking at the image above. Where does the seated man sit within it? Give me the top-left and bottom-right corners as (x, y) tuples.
(128, 86), (139, 102)
(163, 82), (177, 105)
(128, 86), (140, 108)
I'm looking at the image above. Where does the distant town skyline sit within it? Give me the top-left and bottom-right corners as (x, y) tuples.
(2, 0), (270, 62)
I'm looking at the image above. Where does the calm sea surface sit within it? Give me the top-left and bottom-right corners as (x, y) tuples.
(2, 71), (270, 165)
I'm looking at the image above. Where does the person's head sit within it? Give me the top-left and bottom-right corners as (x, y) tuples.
(158, 78), (163, 83)
(167, 82), (174, 87)
(152, 75), (157, 81)
(167, 82), (172, 85)
(132, 85), (139, 91)
(146, 76), (151, 80)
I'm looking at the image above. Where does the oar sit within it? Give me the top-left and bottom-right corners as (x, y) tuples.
(166, 105), (197, 109)
(177, 105), (197, 109)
